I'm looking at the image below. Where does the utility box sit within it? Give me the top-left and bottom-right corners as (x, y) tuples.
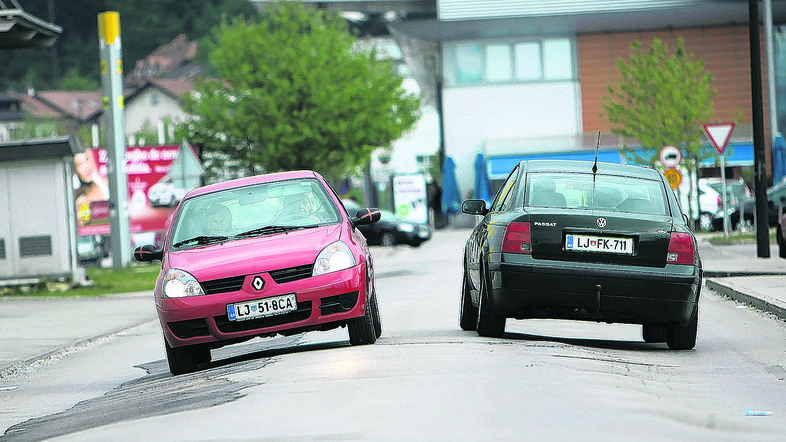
(0, 136), (85, 286)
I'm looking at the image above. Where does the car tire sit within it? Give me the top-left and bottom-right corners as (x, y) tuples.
(475, 264), (505, 338)
(348, 292), (378, 345)
(666, 306), (698, 350)
(459, 271), (478, 331)
(778, 225), (786, 259)
(642, 324), (667, 343)
(381, 232), (396, 247)
(370, 288), (383, 339)
(165, 339), (209, 375)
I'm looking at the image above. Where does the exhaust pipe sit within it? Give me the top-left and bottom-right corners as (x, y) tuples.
(593, 284), (601, 320)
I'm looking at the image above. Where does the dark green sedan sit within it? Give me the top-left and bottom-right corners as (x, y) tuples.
(459, 160), (702, 350)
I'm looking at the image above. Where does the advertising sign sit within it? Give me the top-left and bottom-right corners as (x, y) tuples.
(74, 145), (193, 236)
(393, 174), (428, 224)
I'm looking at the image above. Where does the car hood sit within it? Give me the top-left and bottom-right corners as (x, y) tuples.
(165, 224), (343, 281)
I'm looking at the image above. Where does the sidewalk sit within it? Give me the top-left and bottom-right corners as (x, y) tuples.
(0, 234), (784, 379)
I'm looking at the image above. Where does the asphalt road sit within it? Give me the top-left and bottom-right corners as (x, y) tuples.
(2, 228), (785, 441)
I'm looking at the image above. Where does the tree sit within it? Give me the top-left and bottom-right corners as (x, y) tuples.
(178, 0), (421, 184)
(601, 37), (718, 224)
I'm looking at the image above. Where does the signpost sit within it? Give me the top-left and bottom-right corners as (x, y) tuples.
(703, 122), (736, 236)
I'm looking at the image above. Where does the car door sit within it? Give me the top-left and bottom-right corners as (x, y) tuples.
(466, 165), (520, 294)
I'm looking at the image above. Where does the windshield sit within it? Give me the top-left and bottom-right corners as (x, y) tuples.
(525, 172), (670, 216)
(169, 178), (341, 249)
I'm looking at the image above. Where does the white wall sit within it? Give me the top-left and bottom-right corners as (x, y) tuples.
(443, 82), (580, 198)
(124, 88), (188, 140)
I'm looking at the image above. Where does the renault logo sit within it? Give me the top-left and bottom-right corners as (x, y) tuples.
(596, 217), (607, 228)
(251, 275), (265, 291)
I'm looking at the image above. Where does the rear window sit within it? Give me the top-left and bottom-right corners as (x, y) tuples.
(525, 172), (669, 216)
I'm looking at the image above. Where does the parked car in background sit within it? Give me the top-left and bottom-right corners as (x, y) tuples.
(148, 176), (188, 207)
(460, 160), (702, 350)
(343, 200), (431, 247)
(76, 235), (103, 266)
(133, 170), (382, 375)
(712, 180), (786, 232)
(697, 178), (751, 231)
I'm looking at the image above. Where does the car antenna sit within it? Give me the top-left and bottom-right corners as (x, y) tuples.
(592, 131), (600, 174)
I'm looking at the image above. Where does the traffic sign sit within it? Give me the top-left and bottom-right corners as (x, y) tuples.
(663, 168), (682, 189)
(659, 146), (681, 168)
(703, 122), (736, 155)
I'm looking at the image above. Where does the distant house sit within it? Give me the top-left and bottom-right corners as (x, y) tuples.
(124, 78), (194, 145)
(125, 34), (201, 88)
(8, 89), (102, 140)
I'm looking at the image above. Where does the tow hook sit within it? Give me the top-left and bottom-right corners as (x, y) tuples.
(593, 284), (602, 320)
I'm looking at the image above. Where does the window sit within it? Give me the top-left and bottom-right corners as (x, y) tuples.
(454, 44), (483, 84)
(486, 44), (512, 82)
(514, 42), (541, 81)
(446, 38), (574, 86)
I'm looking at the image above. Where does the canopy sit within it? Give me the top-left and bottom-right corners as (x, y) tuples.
(441, 156), (462, 216)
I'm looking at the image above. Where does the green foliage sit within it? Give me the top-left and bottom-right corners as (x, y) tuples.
(180, 1), (421, 184)
(602, 37), (718, 167)
(10, 116), (64, 140)
(0, 265), (160, 297)
(0, 0), (257, 91)
(58, 67), (99, 90)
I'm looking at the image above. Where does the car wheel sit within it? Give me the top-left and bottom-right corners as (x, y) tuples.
(381, 232), (396, 247)
(642, 324), (667, 343)
(778, 225), (786, 259)
(475, 264), (505, 338)
(348, 292), (378, 345)
(370, 288), (383, 339)
(459, 271), (478, 331)
(666, 306), (698, 350)
(165, 339), (209, 375)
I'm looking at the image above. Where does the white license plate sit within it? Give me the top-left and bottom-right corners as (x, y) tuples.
(565, 234), (633, 254)
(227, 294), (297, 321)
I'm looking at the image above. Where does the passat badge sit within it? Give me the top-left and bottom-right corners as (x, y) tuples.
(596, 217), (607, 228)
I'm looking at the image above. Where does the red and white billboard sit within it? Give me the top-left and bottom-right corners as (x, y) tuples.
(74, 145), (193, 236)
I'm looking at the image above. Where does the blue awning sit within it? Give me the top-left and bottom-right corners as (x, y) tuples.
(488, 150), (623, 179)
(699, 143), (753, 168)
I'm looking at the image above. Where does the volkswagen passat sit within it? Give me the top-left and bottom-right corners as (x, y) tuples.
(459, 160), (702, 350)
(134, 170), (382, 375)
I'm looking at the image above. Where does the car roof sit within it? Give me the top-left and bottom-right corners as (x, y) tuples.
(520, 159), (661, 180)
(185, 170), (320, 198)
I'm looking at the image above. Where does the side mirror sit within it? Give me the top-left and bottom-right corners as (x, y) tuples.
(133, 244), (163, 262)
(351, 208), (382, 227)
(462, 199), (489, 216)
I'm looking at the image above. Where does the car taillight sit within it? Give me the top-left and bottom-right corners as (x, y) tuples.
(502, 222), (531, 254)
(716, 195), (722, 206)
(667, 232), (695, 265)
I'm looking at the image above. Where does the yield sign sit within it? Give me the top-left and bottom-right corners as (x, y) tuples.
(703, 122), (736, 155)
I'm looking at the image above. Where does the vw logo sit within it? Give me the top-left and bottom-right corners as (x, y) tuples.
(251, 275), (265, 291)
(596, 217), (607, 228)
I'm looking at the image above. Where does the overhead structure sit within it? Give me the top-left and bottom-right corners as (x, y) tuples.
(0, 0), (62, 49)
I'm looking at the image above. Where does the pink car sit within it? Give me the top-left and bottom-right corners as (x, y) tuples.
(133, 170), (381, 375)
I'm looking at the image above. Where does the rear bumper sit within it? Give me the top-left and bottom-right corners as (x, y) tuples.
(487, 260), (700, 325)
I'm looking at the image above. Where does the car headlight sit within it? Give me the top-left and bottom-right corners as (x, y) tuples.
(397, 223), (415, 233)
(313, 241), (356, 276)
(163, 269), (205, 298)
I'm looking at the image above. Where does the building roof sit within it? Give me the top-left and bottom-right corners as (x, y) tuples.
(14, 90), (104, 122)
(0, 5), (62, 49)
(0, 136), (83, 162)
(126, 34), (200, 87)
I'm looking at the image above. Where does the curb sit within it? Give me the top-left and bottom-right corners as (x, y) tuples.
(706, 279), (786, 321)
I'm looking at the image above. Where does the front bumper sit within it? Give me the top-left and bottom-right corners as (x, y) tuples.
(157, 264), (367, 348)
(486, 257), (700, 326)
